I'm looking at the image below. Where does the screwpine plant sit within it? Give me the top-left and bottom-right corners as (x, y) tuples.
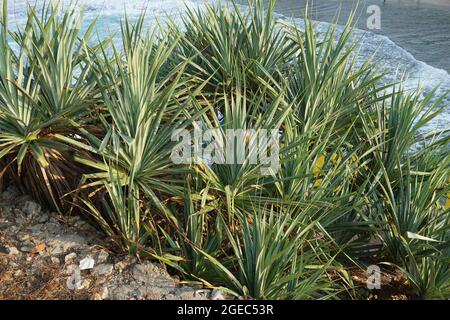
(0, 0), (449, 299)
(0, 1), (100, 212)
(165, 0), (298, 98)
(58, 14), (204, 256)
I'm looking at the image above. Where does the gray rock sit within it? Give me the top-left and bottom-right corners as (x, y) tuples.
(96, 250), (109, 264)
(20, 245), (33, 253)
(43, 222), (63, 235)
(108, 284), (135, 300)
(130, 262), (177, 297)
(93, 263), (114, 277)
(66, 268), (82, 290)
(28, 224), (45, 235)
(46, 234), (87, 255)
(7, 246), (20, 255)
(22, 201), (41, 217)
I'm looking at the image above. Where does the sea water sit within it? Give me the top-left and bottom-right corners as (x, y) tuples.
(5, 0), (450, 133)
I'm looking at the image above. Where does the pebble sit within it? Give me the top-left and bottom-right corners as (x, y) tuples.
(51, 257), (60, 264)
(7, 246), (19, 255)
(66, 271), (82, 290)
(79, 256), (95, 270)
(93, 263), (114, 277)
(64, 252), (77, 263)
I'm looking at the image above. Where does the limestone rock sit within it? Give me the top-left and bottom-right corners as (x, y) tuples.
(7, 246), (19, 255)
(93, 263), (114, 277)
(64, 252), (77, 263)
(79, 256), (95, 270)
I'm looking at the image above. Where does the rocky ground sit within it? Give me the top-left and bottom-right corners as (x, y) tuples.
(0, 185), (412, 300)
(0, 186), (227, 300)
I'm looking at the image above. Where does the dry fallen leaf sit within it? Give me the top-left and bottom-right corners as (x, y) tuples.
(31, 243), (46, 254)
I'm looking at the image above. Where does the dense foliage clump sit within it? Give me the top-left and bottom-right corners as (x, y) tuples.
(0, 0), (449, 299)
